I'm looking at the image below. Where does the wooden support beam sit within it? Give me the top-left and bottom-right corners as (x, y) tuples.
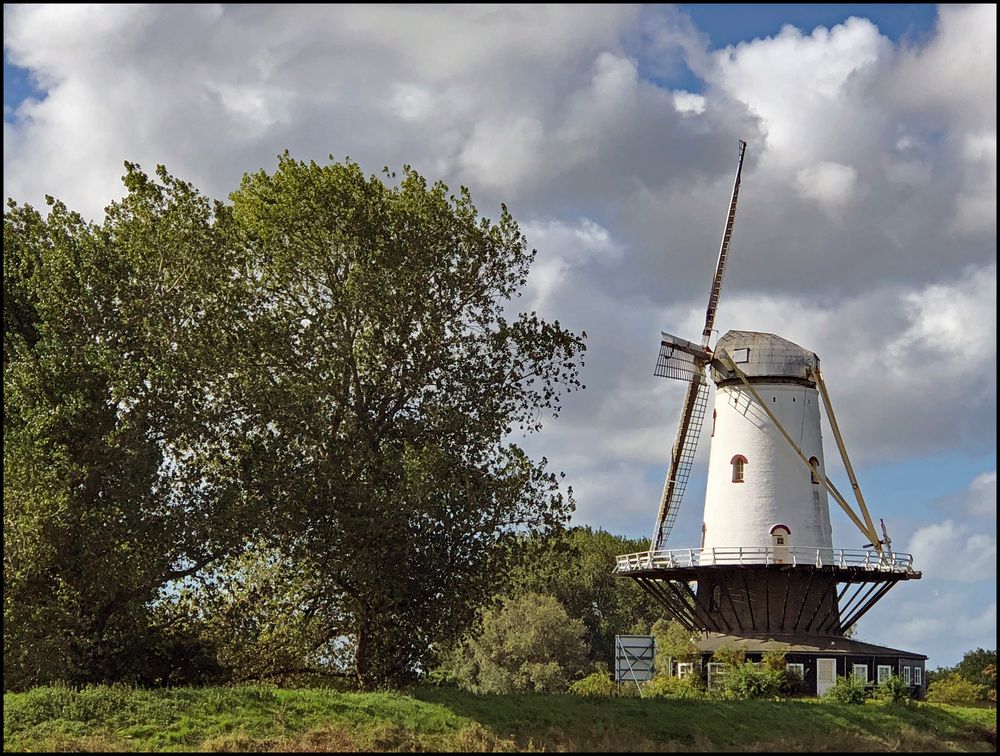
(791, 568), (816, 632)
(814, 367), (882, 552)
(779, 569), (792, 632)
(740, 570), (757, 631)
(841, 581), (899, 633)
(722, 581), (744, 633)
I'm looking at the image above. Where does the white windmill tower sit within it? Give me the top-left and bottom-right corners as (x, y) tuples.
(617, 141), (921, 650)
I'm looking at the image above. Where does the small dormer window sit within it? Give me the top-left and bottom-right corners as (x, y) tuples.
(809, 457), (820, 485)
(731, 454), (747, 483)
(733, 347), (750, 363)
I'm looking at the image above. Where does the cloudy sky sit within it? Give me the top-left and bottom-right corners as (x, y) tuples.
(4, 3), (995, 668)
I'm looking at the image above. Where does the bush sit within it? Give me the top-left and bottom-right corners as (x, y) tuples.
(761, 648), (787, 672)
(435, 593), (589, 694)
(780, 665), (806, 697)
(569, 671), (616, 698)
(645, 673), (705, 699)
(717, 662), (783, 700)
(875, 674), (912, 704)
(926, 673), (988, 704)
(823, 674), (869, 704)
(712, 644), (746, 667)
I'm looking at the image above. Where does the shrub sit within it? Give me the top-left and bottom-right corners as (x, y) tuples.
(926, 673), (988, 704)
(761, 648), (787, 672)
(645, 673), (705, 699)
(435, 593), (589, 694)
(717, 662), (783, 700)
(875, 674), (912, 704)
(780, 665), (806, 697)
(712, 644), (746, 668)
(824, 674), (869, 704)
(569, 671), (616, 698)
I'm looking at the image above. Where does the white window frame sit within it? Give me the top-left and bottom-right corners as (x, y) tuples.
(902, 666), (911, 685)
(707, 662), (724, 690)
(914, 667), (922, 686)
(733, 347), (750, 363)
(677, 662), (694, 679)
(852, 664), (869, 683)
(877, 665), (893, 684)
(786, 663), (804, 678)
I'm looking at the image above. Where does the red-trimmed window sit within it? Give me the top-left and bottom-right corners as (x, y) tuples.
(731, 454), (747, 483)
(809, 457), (820, 485)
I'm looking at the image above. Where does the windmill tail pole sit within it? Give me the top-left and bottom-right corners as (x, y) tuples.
(702, 139), (747, 347)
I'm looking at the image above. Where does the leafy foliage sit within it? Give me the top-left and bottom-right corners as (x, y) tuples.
(157, 545), (351, 684)
(644, 673), (706, 699)
(225, 157), (584, 689)
(874, 674), (913, 705)
(823, 674), (869, 704)
(761, 648), (787, 672)
(716, 662), (786, 701)
(926, 673), (988, 704)
(955, 649), (997, 691)
(568, 669), (616, 698)
(650, 619), (700, 676)
(438, 593), (589, 694)
(4, 167), (255, 690)
(711, 644), (746, 668)
(4, 155), (585, 691)
(502, 527), (659, 664)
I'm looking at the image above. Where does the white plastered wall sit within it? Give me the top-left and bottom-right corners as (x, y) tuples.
(701, 382), (833, 561)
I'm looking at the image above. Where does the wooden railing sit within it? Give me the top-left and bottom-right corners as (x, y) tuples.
(614, 546), (915, 573)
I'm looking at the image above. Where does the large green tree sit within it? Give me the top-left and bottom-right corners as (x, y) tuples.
(3, 167), (256, 689)
(4, 155), (584, 691)
(225, 156), (584, 688)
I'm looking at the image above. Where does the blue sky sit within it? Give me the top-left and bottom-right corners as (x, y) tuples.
(4, 4), (995, 668)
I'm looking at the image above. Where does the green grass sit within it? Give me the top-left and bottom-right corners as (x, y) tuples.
(3, 684), (996, 752)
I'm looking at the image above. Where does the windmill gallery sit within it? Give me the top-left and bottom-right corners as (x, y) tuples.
(615, 141), (927, 698)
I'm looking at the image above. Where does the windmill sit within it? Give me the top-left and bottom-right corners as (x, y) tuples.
(616, 140), (926, 697)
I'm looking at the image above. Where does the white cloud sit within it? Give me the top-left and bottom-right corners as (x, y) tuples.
(907, 520), (996, 582)
(935, 470), (997, 521)
(966, 471), (998, 520)
(672, 90), (705, 115)
(795, 161), (860, 215)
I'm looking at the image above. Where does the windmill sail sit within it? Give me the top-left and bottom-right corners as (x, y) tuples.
(650, 140), (747, 551)
(651, 373), (710, 550)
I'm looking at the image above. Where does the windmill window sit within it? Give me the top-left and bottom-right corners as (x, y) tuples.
(733, 348), (750, 363)
(731, 455), (747, 483)
(710, 584), (722, 611)
(809, 457), (820, 484)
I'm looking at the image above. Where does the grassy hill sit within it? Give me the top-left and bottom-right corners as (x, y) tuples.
(3, 684), (996, 752)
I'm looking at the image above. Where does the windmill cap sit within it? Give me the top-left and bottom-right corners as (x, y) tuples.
(712, 330), (819, 384)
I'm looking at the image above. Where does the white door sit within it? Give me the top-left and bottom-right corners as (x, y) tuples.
(817, 658), (837, 696)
